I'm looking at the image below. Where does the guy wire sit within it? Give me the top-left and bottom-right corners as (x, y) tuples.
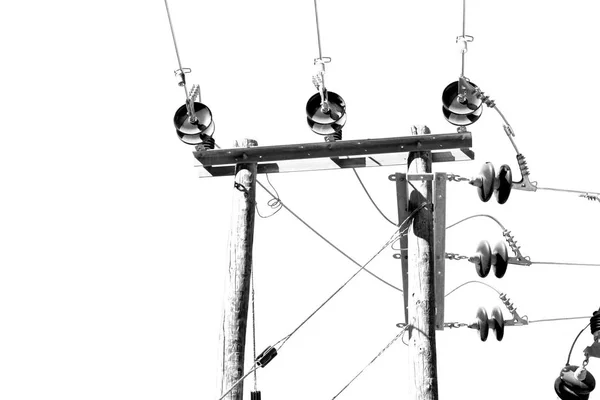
(331, 326), (409, 399)
(256, 179), (405, 292)
(251, 270), (258, 391)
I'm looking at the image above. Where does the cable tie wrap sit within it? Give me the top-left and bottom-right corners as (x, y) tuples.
(256, 346), (278, 368)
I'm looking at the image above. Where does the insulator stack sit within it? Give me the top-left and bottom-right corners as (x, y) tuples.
(473, 306), (505, 342)
(173, 101), (215, 145)
(306, 91), (347, 139)
(469, 162), (513, 204)
(441, 79), (483, 126)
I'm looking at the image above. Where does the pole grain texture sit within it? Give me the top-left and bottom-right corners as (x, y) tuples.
(217, 139), (258, 400)
(406, 126), (439, 400)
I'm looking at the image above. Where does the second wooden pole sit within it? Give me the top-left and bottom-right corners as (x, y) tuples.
(406, 126), (439, 400)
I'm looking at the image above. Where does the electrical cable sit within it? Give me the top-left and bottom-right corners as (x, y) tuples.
(216, 200), (428, 399)
(163, 0), (189, 98)
(529, 261), (600, 267)
(529, 317), (591, 324)
(535, 186), (600, 198)
(460, 0), (467, 77)
(256, 179), (409, 292)
(218, 366), (260, 400)
(331, 326), (409, 399)
(352, 169), (397, 227)
(216, 222), (411, 400)
(313, 0), (324, 60)
(276, 226), (404, 351)
(444, 280), (501, 298)
(566, 322), (592, 366)
(256, 174), (283, 219)
(446, 214), (506, 231)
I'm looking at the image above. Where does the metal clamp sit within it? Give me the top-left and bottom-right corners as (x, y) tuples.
(456, 35), (474, 54)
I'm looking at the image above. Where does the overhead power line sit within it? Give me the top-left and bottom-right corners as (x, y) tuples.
(352, 169), (397, 227)
(256, 180), (404, 292)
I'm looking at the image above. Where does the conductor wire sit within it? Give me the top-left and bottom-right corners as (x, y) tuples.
(352, 169), (397, 227)
(313, 0), (324, 59)
(566, 322), (592, 366)
(256, 180), (407, 292)
(163, 0), (189, 98)
(331, 326), (409, 399)
(461, 0), (466, 76)
(446, 214), (506, 231)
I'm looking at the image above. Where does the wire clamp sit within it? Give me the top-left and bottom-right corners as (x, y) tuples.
(456, 35), (474, 53)
(174, 68), (192, 87)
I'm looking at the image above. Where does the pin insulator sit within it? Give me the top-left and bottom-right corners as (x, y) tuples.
(256, 346), (278, 368)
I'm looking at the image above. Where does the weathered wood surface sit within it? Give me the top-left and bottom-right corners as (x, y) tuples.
(406, 126), (439, 400)
(217, 139), (258, 400)
(194, 132), (472, 166)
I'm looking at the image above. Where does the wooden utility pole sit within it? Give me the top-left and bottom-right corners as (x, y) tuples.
(406, 126), (439, 400)
(217, 139), (258, 400)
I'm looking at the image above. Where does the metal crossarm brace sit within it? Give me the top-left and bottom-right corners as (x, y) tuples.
(391, 172), (447, 331)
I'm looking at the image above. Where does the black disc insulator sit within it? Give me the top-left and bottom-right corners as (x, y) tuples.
(476, 307), (489, 342)
(492, 241), (509, 279)
(555, 379), (589, 400)
(490, 306), (505, 341)
(174, 102), (215, 145)
(442, 105), (483, 126)
(307, 113), (347, 135)
(442, 80), (483, 114)
(306, 91), (346, 124)
(441, 80), (484, 126)
(496, 164), (513, 204)
(477, 162), (496, 202)
(556, 365), (596, 397)
(590, 310), (600, 335)
(475, 240), (492, 278)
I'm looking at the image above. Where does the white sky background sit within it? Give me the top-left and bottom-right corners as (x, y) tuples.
(1, 0), (600, 399)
